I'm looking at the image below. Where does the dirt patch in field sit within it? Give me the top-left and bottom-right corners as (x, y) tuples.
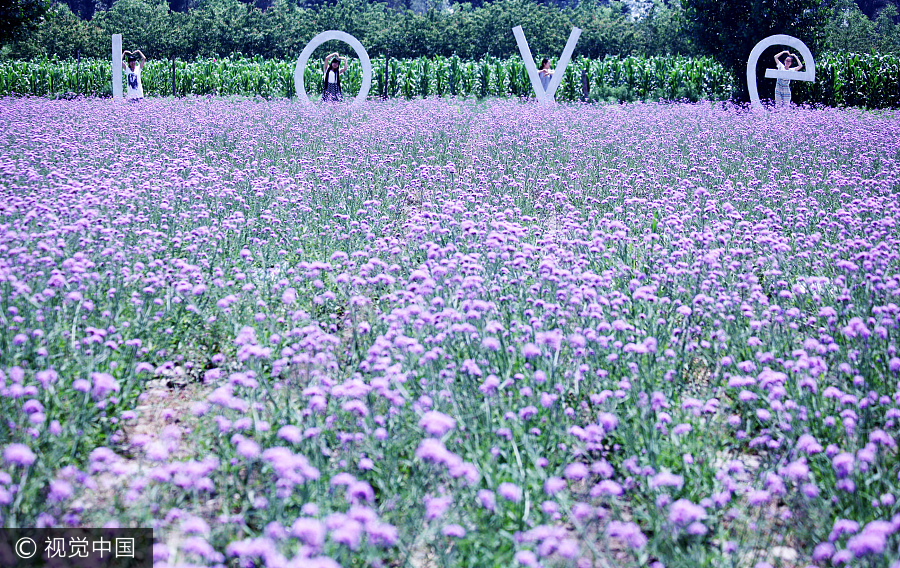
(69, 363), (218, 525)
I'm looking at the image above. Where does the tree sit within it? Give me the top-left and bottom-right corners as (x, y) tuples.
(854, 0), (893, 19)
(681, 0), (829, 101)
(874, 2), (900, 51)
(825, 0), (876, 51)
(91, 0), (175, 58)
(635, 0), (699, 56)
(0, 0), (51, 44)
(570, 0), (640, 57)
(467, 0), (557, 57)
(4, 2), (106, 58)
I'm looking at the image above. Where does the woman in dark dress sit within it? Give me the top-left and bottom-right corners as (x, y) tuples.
(323, 53), (348, 102)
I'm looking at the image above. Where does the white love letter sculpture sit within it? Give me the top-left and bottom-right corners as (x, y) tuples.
(112, 34), (123, 101)
(512, 25), (581, 105)
(294, 31), (372, 106)
(747, 34), (815, 110)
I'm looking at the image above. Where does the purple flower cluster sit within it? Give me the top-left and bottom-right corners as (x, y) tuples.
(3, 97), (900, 568)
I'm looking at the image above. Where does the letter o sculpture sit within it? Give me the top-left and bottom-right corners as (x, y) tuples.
(294, 31), (372, 107)
(747, 34), (815, 111)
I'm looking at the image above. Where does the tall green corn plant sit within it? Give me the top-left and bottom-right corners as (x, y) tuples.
(624, 57), (637, 96)
(829, 52), (851, 107)
(477, 58), (492, 98)
(401, 60), (416, 99)
(420, 58), (432, 98)
(559, 59), (578, 102)
(280, 59), (294, 99)
(492, 60), (506, 97)
(448, 55), (461, 97)
(5, 62), (23, 94)
(139, 62), (164, 97)
(48, 64), (62, 95)
(434, 56), (447, 97)
(341, 59), (362, 100)
(693, 57), (710, 100)
(373, 56), (387, 99)
(591, 57), (607, 93)
(30, 66), (43, 96)
(705, 62), (734, 100)
(665, 62), (682, 100)
(388, 59), (401, 98)
(637, 58), (652, 99)
(650, 56), (667, 94)
(304, 61), (321, 97)
(871, 53), (900, 108)
(863, 54), (885, 108)
(845, 53), (865, 107)
(610, 56), (622, 86)
(463, 60), (477, 96)
(505, 58), (527, 97)
(221, 56), (244, 96)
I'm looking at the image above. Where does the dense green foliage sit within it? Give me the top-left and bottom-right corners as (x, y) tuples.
(0, 53), (736, 103)
(680, 0), (830, 100)
(792, 50), (900, 108)
(0, 0), (51, 44)
(0, 0), (697, 62)
(825, 0), (900, 54)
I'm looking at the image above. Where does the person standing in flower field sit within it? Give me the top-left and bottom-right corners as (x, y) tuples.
(323, 53), (348, 102)
(122, 50), (146, 102)
(773, 50), (804, 108)
(538, 58), (554, 92)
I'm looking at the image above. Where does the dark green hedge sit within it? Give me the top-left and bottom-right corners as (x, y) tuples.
(1, 0), (695, 63)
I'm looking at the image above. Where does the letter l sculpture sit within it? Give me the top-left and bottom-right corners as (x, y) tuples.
(112, 34), (123, 101)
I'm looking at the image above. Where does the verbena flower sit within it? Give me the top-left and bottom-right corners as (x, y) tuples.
(4, 443), (36, 467)
(498, 482), (522, 502)
(605, 521), (647, 549)
(425, 494), (453, 520)
(591, 480), (623, 497)
(441, 524), (466, 538)
(418, 411), (456, 436)
(650, 471), (683, 490)
(291, 518), (326, 548)
(477, 489), (496, 512)
(563, 462), (588, 480)
(829, 519), (860, 542)
(669, 499), (706, 525)
(544, 477), (566, 495)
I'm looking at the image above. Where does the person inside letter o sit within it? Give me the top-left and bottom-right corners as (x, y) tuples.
(323, 53), (348, 102)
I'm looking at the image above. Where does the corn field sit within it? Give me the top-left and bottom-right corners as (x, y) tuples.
(0, 52), (897, 108)
(0, 54), (735, 103)
(791, 51), (900, 110)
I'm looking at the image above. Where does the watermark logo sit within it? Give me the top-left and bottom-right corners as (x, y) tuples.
(14, 537), (36, 559)
(0, 528), (151, 567)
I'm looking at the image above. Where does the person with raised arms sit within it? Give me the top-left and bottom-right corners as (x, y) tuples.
(772, 50), (803, 108)
(538, 58), (554, 92)
(323, 52), (349, 102)
(122, 50), (146, 102)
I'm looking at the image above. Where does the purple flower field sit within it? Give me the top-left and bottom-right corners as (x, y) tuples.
(1, 96), (900, 568)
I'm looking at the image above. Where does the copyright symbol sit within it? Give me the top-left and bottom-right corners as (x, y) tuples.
(15, 537), (36, 559)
